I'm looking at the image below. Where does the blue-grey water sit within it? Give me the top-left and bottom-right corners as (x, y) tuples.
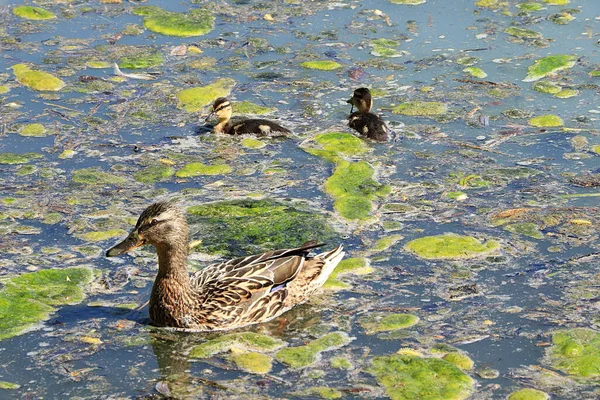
(1, 0), (600, 399)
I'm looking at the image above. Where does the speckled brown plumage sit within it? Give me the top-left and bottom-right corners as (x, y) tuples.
(206, 97), (291, 136)
(106, 202), (344, 331)
(346, 88), (389, 142)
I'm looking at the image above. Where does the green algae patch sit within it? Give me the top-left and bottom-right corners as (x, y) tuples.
(0, 152), (42, 165)
(12, 64), (65, 92)
(555, 89), (578, 98)
(517, 2), (545, 11)
(72, 168), (126, 186)
(548, 328), (600, 378)
(360, 313), (419, 334)
(13, 6), (55, 20)
(390, 0), (426, 4)
(133, 6), (214, 37)
(371, 38), (402, 58)
(276, 332), (351, 369)
(443, 352), (474, 371)
(0, 268), (93, 340)
(134, 164), (175, 184)
(119, 52), (163, 69)
(175, 162), (232, 178)
(325, 257), (373, 290)
(529, 114), (563, 127)
(392, 101), (448, 117)
(504, 27), (542, 39)
(331, 356), (352, 369)
(0, 381), (20, 390)
(176, 78), (235, 113)
(369, 354), (474, 400)
(295, 387), (343, 399)
(187, 199), (337, 256)
(86, 61), (112, 69)
(19, 123), (47, 137)
(532, 81), (561, 94)
(230, 350), (272, 374)
(463, 67), (487, 78)
(523, 55), (576, 82)
(234, 101), (274, 115)
(80, 229), (127, 242)
(0, 86), (8, 95)
(300, 60), (342, 71)
(371, 234), (404, 252)
(593, 145), (600, 155)
(507, 388), (549, 400)
(324, 161), (388, 220)
(303, 132), (370, 163)
(190, 332), (285, 358)
(543, 0), (569, 4)
(504, 222), (543, 239)
(241, 138), (266, 149)
(405, 234), (500, 260)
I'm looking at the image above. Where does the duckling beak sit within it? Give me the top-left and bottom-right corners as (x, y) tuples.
(346, 97), (354, 113)
(205, 110), (216, 122)
(106, 229), (145, 257)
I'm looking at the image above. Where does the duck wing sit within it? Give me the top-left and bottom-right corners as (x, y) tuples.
(189, 242), (324, 327)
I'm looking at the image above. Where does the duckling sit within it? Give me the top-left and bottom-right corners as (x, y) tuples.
(106, 202), (344, 331)
(346, 88), (389, 142)
(205, 97), (291, 136)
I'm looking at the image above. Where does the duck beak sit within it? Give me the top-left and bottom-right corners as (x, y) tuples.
(205, 110), (216, 122)
(346, 97), (354, 113)
(106, 229), (144, 257)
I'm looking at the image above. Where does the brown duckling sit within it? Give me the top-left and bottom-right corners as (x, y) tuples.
(106, 201), (344, 331)
(205, 97), (291, 135)
(346, 88), (389, 142)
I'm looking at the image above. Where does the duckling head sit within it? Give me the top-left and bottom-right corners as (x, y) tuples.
(106, 202), (189, 257)
(205, 97), (233, 123)
(346, 88), (373, 113)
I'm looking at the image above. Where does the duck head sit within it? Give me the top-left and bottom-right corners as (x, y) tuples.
(106, 202), (189, 257)
(346, 88), (373, 113)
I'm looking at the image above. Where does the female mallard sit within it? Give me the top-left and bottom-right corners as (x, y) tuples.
(205, 97), (291, 136)
(106, 202), (344, 331)
(346, 88), (389, 142)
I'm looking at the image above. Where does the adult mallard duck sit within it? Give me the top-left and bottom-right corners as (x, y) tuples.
(346, 88), (390, 142)
(106, 202), (344, 331)
(205, 97), (291, 135)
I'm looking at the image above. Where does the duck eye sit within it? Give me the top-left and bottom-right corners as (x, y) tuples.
(150, 218), (159, 226)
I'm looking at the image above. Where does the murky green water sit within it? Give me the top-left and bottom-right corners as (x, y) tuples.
(1, 0), (600, 398)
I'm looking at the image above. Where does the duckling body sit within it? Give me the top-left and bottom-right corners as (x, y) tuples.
(346, 88), (389, 142)
(206, 97), (291, 136)
(106, 202), (344, 331)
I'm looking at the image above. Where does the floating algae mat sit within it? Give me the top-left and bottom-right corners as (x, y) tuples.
(2, 0), (600, 397)
(369, 354), (474, 400)
(0, 268), (93, 340)
(187, 199), (337, 256)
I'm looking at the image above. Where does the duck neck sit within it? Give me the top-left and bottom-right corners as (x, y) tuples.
(214, 118), (229, 133)
(156, 240), (190, 284)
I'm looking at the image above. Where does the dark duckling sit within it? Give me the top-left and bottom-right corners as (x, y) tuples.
(205, 97), (291, 135)
(346, 88), (389, 142)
